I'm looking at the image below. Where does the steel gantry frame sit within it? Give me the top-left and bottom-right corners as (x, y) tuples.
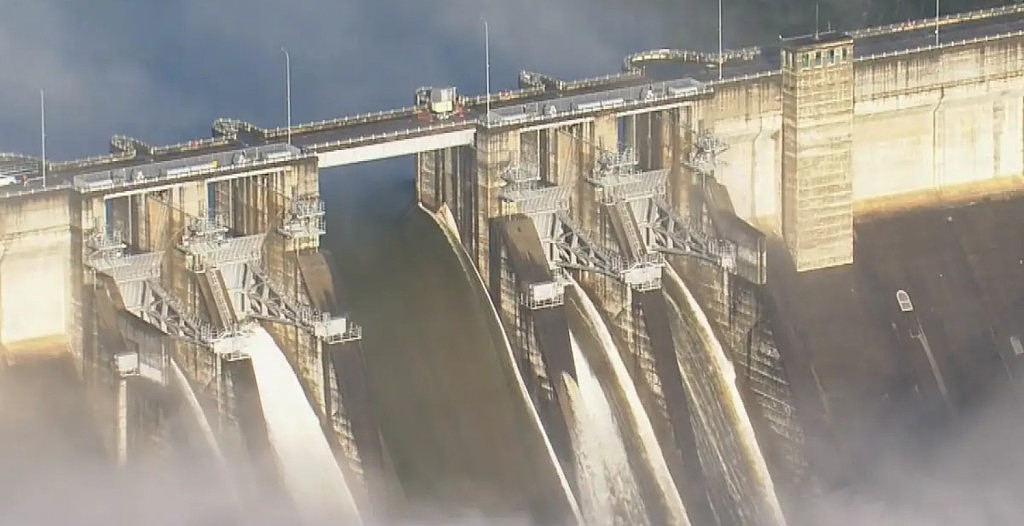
(647, 197), (737, 271)
(84, 207), (361, 346)
(135, 279), (222, 344)
(498, 152), (664, 291)
(243, 263), (361, 344)
(684, 130), (729, 184)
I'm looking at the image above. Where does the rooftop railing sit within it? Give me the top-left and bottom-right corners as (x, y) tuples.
(301, 120), (474, 152)
(263, 105), (421, 138)
(850, 3), (1024, 39)
(854, 28), (1024, 62)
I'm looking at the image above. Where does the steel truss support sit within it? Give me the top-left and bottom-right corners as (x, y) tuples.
(645, 197), (736, 271)
(549, 211), (622, 278)
(243, 264), (361, 344)
(134, 280), (220, 344)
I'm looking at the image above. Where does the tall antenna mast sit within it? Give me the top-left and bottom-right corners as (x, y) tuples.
(718, 0), (723, 80)
(40, 90), (46, 188)
(483, 17), (491, 123)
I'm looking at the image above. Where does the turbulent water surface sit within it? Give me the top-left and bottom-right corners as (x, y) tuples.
(564, 329), (650, 525)
(219, 328), (361, 524)
(664, 267), (785, 526)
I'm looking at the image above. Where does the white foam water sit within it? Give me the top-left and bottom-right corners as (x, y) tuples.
(217, 328), (362, 525)
(564, 329), (648, 526)
(664, 266), (786, 526)
(169, 358), (238, 501)
(568, 280), (692, 525)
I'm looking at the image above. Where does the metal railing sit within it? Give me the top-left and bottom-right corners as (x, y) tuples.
(855, 28), (1024, 63)
(302, 120), (474, 152)
(481, 80), (715, 130)
(623, 46), (763, 72)
(74, 147), (314, 195)
(263, 105), (420, 138)
(152, 135), (234, 155)
(50, 151), (133, 172)
(849, 3), (1024, 39)
(516, 70), (644, 92)
(0, 182), (73, 199)
(462, 86), (546, 107)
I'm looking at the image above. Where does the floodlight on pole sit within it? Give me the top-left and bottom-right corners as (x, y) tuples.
(40, 90), (46, 188)
(718, 0), (723, 80)
(282, 48), (292, 145)
(482, 17), (491, 124)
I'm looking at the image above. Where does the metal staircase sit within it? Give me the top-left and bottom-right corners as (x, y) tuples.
(202, 269), (237, 329)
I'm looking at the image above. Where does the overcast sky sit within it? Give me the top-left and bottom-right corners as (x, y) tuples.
(0, 0), (759, 161)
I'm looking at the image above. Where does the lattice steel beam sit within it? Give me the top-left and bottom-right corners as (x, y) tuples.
(243, 264), (361, 343)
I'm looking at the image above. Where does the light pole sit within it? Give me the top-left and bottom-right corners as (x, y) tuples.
(718, 0), (723, 80)
(935, 0), (940, 46)
(40, 90), (46, 188)
(482, 17), (491, 123)
(282, 48), (292, 145)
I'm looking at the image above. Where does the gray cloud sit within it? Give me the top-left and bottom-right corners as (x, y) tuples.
(0, 0), (689, 161)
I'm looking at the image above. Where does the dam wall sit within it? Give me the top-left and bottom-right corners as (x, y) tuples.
(852, 35), (1024, 206)
(447, 26), (1024, 277)
(694, 76), (782, 230)
(685, 30), (1024, 270)
(0, 190), (80, 362)
(17, 145), (386, 517)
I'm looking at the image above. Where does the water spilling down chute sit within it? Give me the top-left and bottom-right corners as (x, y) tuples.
(216, 327), (362, 525)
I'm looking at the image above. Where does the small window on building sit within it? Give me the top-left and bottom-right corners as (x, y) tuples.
(827, 49), (835, 64)
(815, 52), (822, 66)
(801, 54), (809, 68)
(842, 47), (848, 61)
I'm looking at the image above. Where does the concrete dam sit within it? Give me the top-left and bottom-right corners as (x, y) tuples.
(4, 4), (1024, 525)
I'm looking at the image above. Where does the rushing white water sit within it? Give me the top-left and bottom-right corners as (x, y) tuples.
(663, 266), (786, 526)
(568, 281), (692, 526)
(564, 329), (648, 525)
(169, 359), (237, 499)
(215, 328), (361, 525)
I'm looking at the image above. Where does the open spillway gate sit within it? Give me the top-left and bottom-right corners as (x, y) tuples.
(79, 181), (384, 516)
(488, 141), (801, 524)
